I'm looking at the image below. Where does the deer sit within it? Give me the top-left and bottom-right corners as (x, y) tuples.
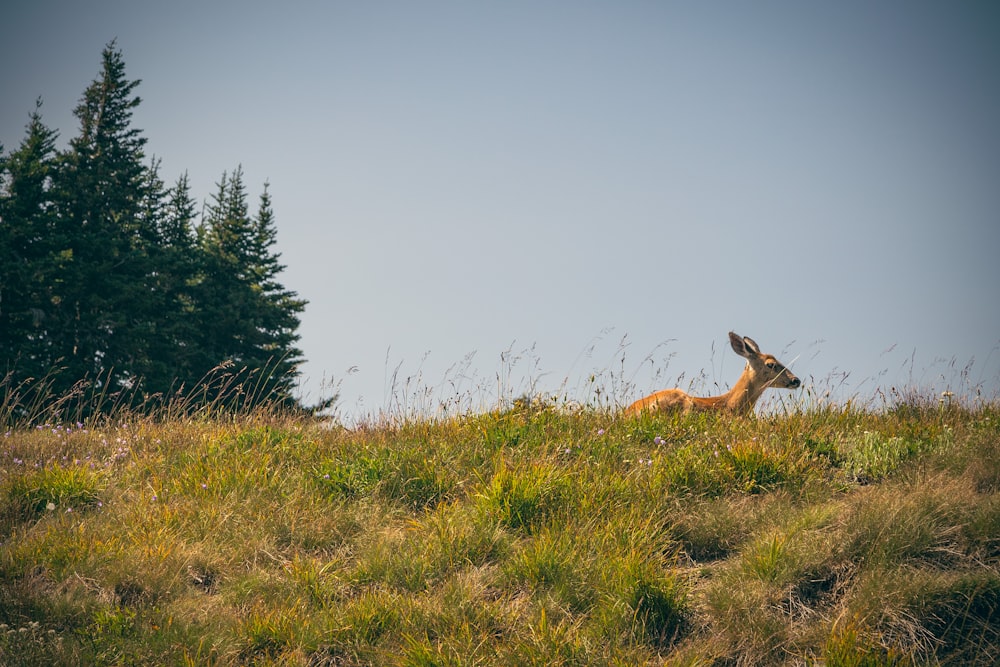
(624, 332), (800, 416)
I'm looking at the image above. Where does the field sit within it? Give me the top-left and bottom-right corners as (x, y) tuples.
(2, 392), (999, 665)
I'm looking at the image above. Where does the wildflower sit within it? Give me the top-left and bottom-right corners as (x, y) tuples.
(653, 436), (664, 446)
(323, 474), (330, 480)
(201, 483), (208, 490)
(597, 428), (605, 436)
(46, 502), (56, 511)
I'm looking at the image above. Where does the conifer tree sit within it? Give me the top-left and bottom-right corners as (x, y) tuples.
(247, 182), (307, 403)
(2, 44), (309, 414)
(129, 158), (179, 397)
(144, 172), (207, 396)
(0, 101), (62, 383)
(199, 168), (253, 369)
(56, 40), (154, 392)
(199, 168), (306, 407)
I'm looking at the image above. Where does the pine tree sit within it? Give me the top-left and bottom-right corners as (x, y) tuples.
(2, 44), (310, 414)
(247, 182), (307, 404)
(143, 172), (207, 397)
(199, 168), (306, 407)
(128, 158), (180, 398)
(0, 100), (62, 383)
(199, 168), (252, 367)
(55, 40), (154, 393)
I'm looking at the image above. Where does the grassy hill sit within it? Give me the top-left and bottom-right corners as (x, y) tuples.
(1, 399), (998, 665)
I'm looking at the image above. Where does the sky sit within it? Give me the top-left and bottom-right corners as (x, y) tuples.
(3, 1), (999, 421)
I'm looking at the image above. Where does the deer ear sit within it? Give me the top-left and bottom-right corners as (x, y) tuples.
(729, 331), (749, 357)
(742, 336), (761, 355)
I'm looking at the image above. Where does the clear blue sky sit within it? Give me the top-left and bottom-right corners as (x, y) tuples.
(3, 2), (999, 420)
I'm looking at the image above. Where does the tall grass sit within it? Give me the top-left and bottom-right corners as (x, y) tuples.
(1, 357), (998, 665)
(1, 357), (308, 430)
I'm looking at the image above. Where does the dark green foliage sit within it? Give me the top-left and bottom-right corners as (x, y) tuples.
(197, 170), (306, 408)
(52, 42), (152, 394)
(0, 43), (307, 418)
(0, 100), (62, 383)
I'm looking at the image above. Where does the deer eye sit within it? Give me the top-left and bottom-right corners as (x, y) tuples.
(765, 362), (776, 370)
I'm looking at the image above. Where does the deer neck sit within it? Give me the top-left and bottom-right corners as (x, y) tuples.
(720, 364), (764, 413)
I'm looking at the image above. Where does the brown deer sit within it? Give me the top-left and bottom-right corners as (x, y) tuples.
(624, 332), (800, 416)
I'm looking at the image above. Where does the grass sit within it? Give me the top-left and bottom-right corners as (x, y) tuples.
(1, 393), (998, 665)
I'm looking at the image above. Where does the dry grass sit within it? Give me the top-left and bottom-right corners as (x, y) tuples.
(1, 390), (998, 665)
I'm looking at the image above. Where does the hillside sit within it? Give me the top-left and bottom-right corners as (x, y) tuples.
(1, 401), (998, 665)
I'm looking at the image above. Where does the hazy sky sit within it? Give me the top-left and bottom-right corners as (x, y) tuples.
(3, 2), (999, 420)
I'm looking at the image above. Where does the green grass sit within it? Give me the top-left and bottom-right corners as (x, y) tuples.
(1, 401), (998, 665)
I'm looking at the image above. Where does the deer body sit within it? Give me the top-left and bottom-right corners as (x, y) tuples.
(624, 332), (800, 416)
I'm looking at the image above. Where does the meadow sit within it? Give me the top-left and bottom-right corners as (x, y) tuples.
(1, 373), (998, 665)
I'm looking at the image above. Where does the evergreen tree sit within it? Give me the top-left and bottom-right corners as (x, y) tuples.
(0, 100), (62, 383)
(56, 40), (154, 392)
(2, 44), (309, 415)
(199, 168), (252, 369)
(128, 157), (177, 397)
(144, 172), (207, 396)
(247, 182), (307, 403)
(199, 168), (306, 406)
